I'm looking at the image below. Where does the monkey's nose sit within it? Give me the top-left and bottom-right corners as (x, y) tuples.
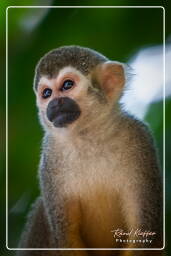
(49, 98), (63, 108)
(46, 97), (81, 127)
(46, 98), (62, 122)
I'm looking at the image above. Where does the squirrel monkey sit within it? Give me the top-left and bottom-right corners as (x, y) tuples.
(17, 46), (163, 256)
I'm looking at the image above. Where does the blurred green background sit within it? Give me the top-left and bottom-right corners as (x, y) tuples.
(1, 0), (171, 255)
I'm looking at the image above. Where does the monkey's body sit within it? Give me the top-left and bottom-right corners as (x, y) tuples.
(18, 46), (163, 256)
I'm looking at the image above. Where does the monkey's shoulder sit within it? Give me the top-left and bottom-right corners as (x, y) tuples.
(117, 112), (157, 154)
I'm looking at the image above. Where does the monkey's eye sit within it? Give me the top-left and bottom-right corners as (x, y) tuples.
(60, 80), (74, 91)
(42, 88), (52, 99)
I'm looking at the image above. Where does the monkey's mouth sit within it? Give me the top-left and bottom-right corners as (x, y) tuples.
(52, 111), (81, 128)
(46, 97), (81, 128)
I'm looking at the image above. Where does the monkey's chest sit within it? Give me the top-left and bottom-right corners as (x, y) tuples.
(63, 160), (124, 249)
(80, 185), (123, 249)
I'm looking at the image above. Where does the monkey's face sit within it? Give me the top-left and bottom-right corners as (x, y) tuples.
(35, 62), (125, 133)
(35, 67), (96, 130)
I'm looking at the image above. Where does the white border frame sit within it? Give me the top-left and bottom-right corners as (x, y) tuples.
(6, 5), (165, 251)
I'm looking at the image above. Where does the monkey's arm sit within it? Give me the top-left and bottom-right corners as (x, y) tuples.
(17, 197), (59, 256)
(119, 124), (163, 255)
(40, 151), (89, 256)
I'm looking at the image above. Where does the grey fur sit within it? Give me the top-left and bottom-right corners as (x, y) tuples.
(34, 46), (107, 90)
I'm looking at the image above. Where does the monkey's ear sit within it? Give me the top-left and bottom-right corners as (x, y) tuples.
(93, 61), (125, 100)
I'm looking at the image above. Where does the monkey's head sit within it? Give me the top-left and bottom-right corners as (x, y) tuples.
(34, 46), (126, 133)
